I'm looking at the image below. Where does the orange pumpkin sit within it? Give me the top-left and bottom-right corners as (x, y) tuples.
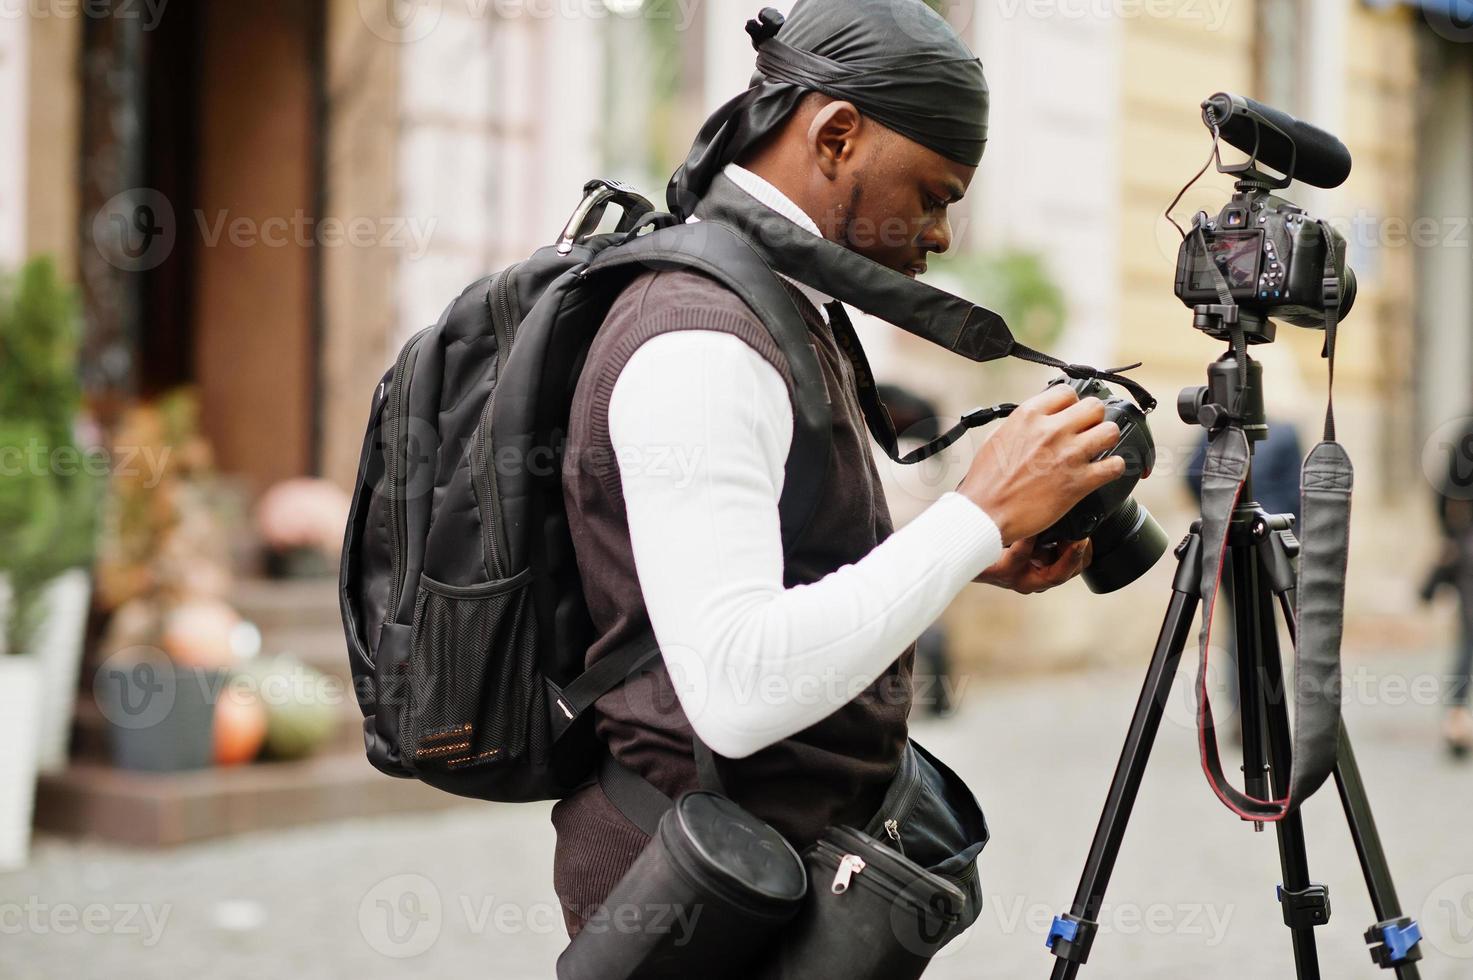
(162, 600), (241, 670)
(213, 682), (268, 766)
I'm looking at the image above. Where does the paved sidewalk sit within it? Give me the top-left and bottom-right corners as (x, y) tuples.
(6, 648), (1472, 979)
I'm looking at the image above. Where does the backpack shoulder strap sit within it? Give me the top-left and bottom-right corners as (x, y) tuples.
(555, 223), (836, 828)
(585, 220), (832, 555)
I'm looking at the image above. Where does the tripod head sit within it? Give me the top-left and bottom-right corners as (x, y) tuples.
(1176, 326), (1268, 447)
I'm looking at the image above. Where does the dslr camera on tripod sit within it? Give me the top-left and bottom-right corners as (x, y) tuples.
(1046, 94), (1428, 979)
(1172, 92), (1357, 345)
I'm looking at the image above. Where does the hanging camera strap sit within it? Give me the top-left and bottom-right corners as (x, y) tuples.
(1193, 219), (1352, 820)
(688, 171), (1156, 466)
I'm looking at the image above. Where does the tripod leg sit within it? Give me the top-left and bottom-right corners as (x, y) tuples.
(1336, 730), (1424, 978)
(1248, 566), (1324, 979)
(1046, 534), (1201, 978)
(1270, 590), (1425, 976)
(1231, 547), (1272, 816)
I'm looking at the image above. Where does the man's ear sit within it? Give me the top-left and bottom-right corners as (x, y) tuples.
(807, 101), (863, 180)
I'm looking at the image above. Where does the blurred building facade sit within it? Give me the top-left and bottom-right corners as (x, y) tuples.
(1, 0), (1464, 665)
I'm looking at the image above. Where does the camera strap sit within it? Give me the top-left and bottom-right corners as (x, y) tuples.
(690, 171), (1158, 425)
(1193, 220), (1352, 821)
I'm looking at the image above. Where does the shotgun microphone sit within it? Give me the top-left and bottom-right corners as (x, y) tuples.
(1202, 92), (1352, 189)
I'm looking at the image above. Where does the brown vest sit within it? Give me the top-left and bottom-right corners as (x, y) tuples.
(551, 267), (913, 932)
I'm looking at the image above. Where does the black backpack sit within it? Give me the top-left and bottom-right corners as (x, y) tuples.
(338, 179), (835, 805)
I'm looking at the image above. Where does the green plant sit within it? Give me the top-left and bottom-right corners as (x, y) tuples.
(929, 248), (1069, 351)
(0, 258), (99, 655)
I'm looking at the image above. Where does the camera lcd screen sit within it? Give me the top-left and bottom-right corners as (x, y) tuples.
(1190, 230), (1262, 291)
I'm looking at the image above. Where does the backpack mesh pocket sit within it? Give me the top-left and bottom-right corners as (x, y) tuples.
(400, 569), (544, 771)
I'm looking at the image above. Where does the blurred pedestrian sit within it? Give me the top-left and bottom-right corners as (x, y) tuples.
(1421, 414), (1473, 758)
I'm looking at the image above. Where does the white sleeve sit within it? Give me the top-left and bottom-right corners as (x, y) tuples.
(608, 330), (1003, 759)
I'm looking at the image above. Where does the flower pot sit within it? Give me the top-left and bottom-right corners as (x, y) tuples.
(95, 653), (223, 773)
(0, 569), (93, 772)
(263, 545), (332, 580)
(31, 569), (92, 772)
(0, 657), (42, 870)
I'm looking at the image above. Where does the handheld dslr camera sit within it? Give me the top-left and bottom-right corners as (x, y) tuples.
(1037, 377), (1166, 595)
(1173, 93), (1357, 343)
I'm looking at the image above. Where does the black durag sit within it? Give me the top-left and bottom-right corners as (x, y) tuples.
(667, 0), (990, 219)
(655, 0), (1151, 406)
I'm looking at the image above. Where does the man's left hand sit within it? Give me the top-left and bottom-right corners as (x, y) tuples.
(973, 537), (1091, 594)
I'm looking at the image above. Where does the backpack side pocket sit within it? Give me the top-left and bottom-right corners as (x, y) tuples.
(399, 568), (547, 771)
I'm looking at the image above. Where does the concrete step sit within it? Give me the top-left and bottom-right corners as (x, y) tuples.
(33, 751), (470, 846)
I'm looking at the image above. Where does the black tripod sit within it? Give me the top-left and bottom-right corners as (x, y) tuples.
(1045, 333), (1424, 978)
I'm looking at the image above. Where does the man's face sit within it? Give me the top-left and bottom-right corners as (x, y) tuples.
(822, 124), (977, 278)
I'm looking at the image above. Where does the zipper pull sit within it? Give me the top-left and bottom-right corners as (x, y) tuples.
(831, 854), (866, 894)
(884, 818), (902, 847)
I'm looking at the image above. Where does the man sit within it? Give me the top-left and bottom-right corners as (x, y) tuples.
(553, 0), (1128, 936)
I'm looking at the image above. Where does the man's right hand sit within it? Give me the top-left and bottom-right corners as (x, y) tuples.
(957, 384), (1126, 547)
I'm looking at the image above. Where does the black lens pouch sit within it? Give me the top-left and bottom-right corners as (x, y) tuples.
(556, 790), (807, 980)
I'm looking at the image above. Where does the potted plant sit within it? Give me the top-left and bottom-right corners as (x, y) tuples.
(0, 419), (49, 869)
(94, 390), (239, 772)
(0, 258), (99, 865)
(255, 477), (350, 579)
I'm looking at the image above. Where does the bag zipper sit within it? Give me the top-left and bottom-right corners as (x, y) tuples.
(472, 265), (521, 580)
(384, 327), (433, 621)
(868, 743), (923, 855)
(814, 836), (965, 916)
(831, 853), (866, 894)
(813, 838), (918, 901)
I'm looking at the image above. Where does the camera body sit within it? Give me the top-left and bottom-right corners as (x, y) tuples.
(1173, 189), (1355, 332)
(1039, 377), (1152, 544)
(1037, 377), (1167, 593)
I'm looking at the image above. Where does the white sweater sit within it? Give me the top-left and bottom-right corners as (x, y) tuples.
(606, 165), (1004, 759)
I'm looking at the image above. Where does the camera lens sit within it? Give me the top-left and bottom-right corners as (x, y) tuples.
(1082, 499), (1170, 594)
(1338, 265), (1357, 319)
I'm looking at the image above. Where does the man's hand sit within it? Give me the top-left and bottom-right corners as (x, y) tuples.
(955, 384), (1124, 547)
(974, 537), (1091, 594)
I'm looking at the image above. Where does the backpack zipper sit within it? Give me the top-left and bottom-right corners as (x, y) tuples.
(472, 265), (521, 580)
(384, 327), (432, 620)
